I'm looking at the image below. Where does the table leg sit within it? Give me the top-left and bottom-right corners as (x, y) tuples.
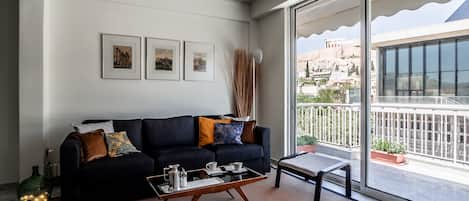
(234, 187), (249, 201)
(314, 173), (323, 201)
(345, 165), (352, 198)
(191, 194), (201, 201)
(226, 190), (235, 199)
(275, 166), (282, 188)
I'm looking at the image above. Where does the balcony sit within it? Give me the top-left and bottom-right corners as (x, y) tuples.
(296, 102), (469, 200)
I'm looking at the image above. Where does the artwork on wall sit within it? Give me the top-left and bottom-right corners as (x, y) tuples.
(184, 41), (215, 81)
(146, 38), (181, 80)
(101, 34), (141, 79)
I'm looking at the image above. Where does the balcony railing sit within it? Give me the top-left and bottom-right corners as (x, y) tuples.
(297, 103), (469, 165)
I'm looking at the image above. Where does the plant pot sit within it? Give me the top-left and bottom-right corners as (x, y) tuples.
(297, 145), (316, 153)
(371, 150), (406, 164)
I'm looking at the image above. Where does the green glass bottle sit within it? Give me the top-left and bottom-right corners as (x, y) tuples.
(18, 166), (46, 199)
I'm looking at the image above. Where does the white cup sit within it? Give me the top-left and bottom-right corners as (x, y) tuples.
(232, 162), (243, 171)
(206, 162), (218, 171)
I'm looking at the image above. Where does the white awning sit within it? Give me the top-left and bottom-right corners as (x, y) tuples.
(296, 0), (450, 38)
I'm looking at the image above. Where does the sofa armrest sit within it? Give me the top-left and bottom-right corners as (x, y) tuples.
(60, 134), (82, 201)
(254, 126), (271, 173)
(60, 136), (81, 176)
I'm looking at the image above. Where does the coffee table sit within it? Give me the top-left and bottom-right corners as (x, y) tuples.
(146, 167), (267, 201)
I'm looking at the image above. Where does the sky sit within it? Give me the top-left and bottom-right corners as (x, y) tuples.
(296, 0), (466, 54)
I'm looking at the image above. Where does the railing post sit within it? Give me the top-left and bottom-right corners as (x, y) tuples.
(349, 107), (353, 147)
(454, 114), (458, 163)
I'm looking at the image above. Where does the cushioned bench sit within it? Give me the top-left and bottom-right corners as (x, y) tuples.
(275, 152), (351, 201)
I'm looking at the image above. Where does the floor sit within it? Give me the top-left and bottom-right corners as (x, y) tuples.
(329, 154), (469, 201)
(1, 171), (376, 201)
(141, 170), (376, 201)
(0, 183), (16, 201)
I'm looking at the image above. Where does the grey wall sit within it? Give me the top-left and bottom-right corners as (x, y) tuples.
(0, 0), (19, 184)
(256, 9), (288, 160)
(19, 0), (45, 180)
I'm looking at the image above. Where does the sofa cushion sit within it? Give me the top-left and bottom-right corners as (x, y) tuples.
(83, 119), (143, 151)
(148, 146), (215, 173)
(206, 144), (264, 165)
(80, 152), (154, 181)
(143, 116), (195, 149)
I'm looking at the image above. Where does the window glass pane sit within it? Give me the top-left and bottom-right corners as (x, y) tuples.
(385, 49), (396, 74)
(411, 73), (423, 90)
(458, 39), (469, 70)
(384, 75), (395, 96)
(397, 90), (409, 96)
(426, 43), (439, 73)
(411, 46), (424, 73)
(425, 72), (439, 96)
(441, 72), (455, 96)
(458, 70), (469, 96)
(410, 91), (423, 96)
(441, 41), (455, 71)
(398, 47), (409, 74)
(397, 75), (409, 90)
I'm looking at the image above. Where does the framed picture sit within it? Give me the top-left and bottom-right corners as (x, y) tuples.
(101, 34), (142, 79)
(146, 38), (181, 80)
(184, 41), (215, 81)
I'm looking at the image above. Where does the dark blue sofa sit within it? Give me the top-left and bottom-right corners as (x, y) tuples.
(60, 115), (270, 201)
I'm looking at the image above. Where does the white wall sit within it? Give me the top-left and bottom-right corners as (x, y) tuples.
(0, 0), (19, 184)
(256, 9), (289, 160)
(41, 0), (251, 165)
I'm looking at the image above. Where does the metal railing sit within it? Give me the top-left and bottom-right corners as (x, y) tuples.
(297, 103), (469, 165)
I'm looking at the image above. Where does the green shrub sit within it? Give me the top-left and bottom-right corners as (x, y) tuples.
(297, 135), (318, 146)
(372, 139), (406, 154)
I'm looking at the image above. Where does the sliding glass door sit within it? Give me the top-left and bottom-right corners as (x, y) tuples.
(368, 0), (469, 200)
(292, 0), (469, 200)
(294, 0), (362, 182)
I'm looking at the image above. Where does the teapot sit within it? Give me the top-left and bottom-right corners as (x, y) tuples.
(164, 164), (180, 191)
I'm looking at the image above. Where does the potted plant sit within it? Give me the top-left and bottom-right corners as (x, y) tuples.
(296, 135), (318, 153)
(371, 139), (406, 164)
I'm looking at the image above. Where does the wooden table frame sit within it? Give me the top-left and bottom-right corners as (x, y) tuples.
(275, 152), (352, 201)
(147, 168), (267, 201)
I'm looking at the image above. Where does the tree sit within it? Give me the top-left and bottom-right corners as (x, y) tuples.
(305, 61), (310, 78)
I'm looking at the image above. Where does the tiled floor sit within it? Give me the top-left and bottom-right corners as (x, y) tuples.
(328, 153), (469, 201)
(0, 170), (376, 201)
(0, 183), (17, 201)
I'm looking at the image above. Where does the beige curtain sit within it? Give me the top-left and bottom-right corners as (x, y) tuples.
(233, 49), (254, 118)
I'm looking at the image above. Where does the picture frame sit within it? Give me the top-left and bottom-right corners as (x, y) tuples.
(101, 34), (142, 80)
(184, 41), (215, 81)
(145, 38), (181, 80)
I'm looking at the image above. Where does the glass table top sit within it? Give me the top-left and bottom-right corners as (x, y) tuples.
(146, 167), (264, 196)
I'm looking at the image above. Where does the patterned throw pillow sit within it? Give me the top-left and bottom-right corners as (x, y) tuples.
(214, 122), (244, 145)
(105, 131), (140, 157)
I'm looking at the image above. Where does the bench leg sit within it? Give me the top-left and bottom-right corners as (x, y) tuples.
(275, 166), (282, 188)
(314, 174), (323, 201)
(345, 165), (352, 198)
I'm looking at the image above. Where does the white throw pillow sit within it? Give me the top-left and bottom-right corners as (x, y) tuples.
(222, 116), (251, 122)
(73, 121), (115, 134)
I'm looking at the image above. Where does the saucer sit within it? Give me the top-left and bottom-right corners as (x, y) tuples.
(204, 167), (225, 175)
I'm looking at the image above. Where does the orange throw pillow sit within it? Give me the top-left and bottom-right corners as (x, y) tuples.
(198, 117), (231, 147)
(78, 129), (107, 162)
